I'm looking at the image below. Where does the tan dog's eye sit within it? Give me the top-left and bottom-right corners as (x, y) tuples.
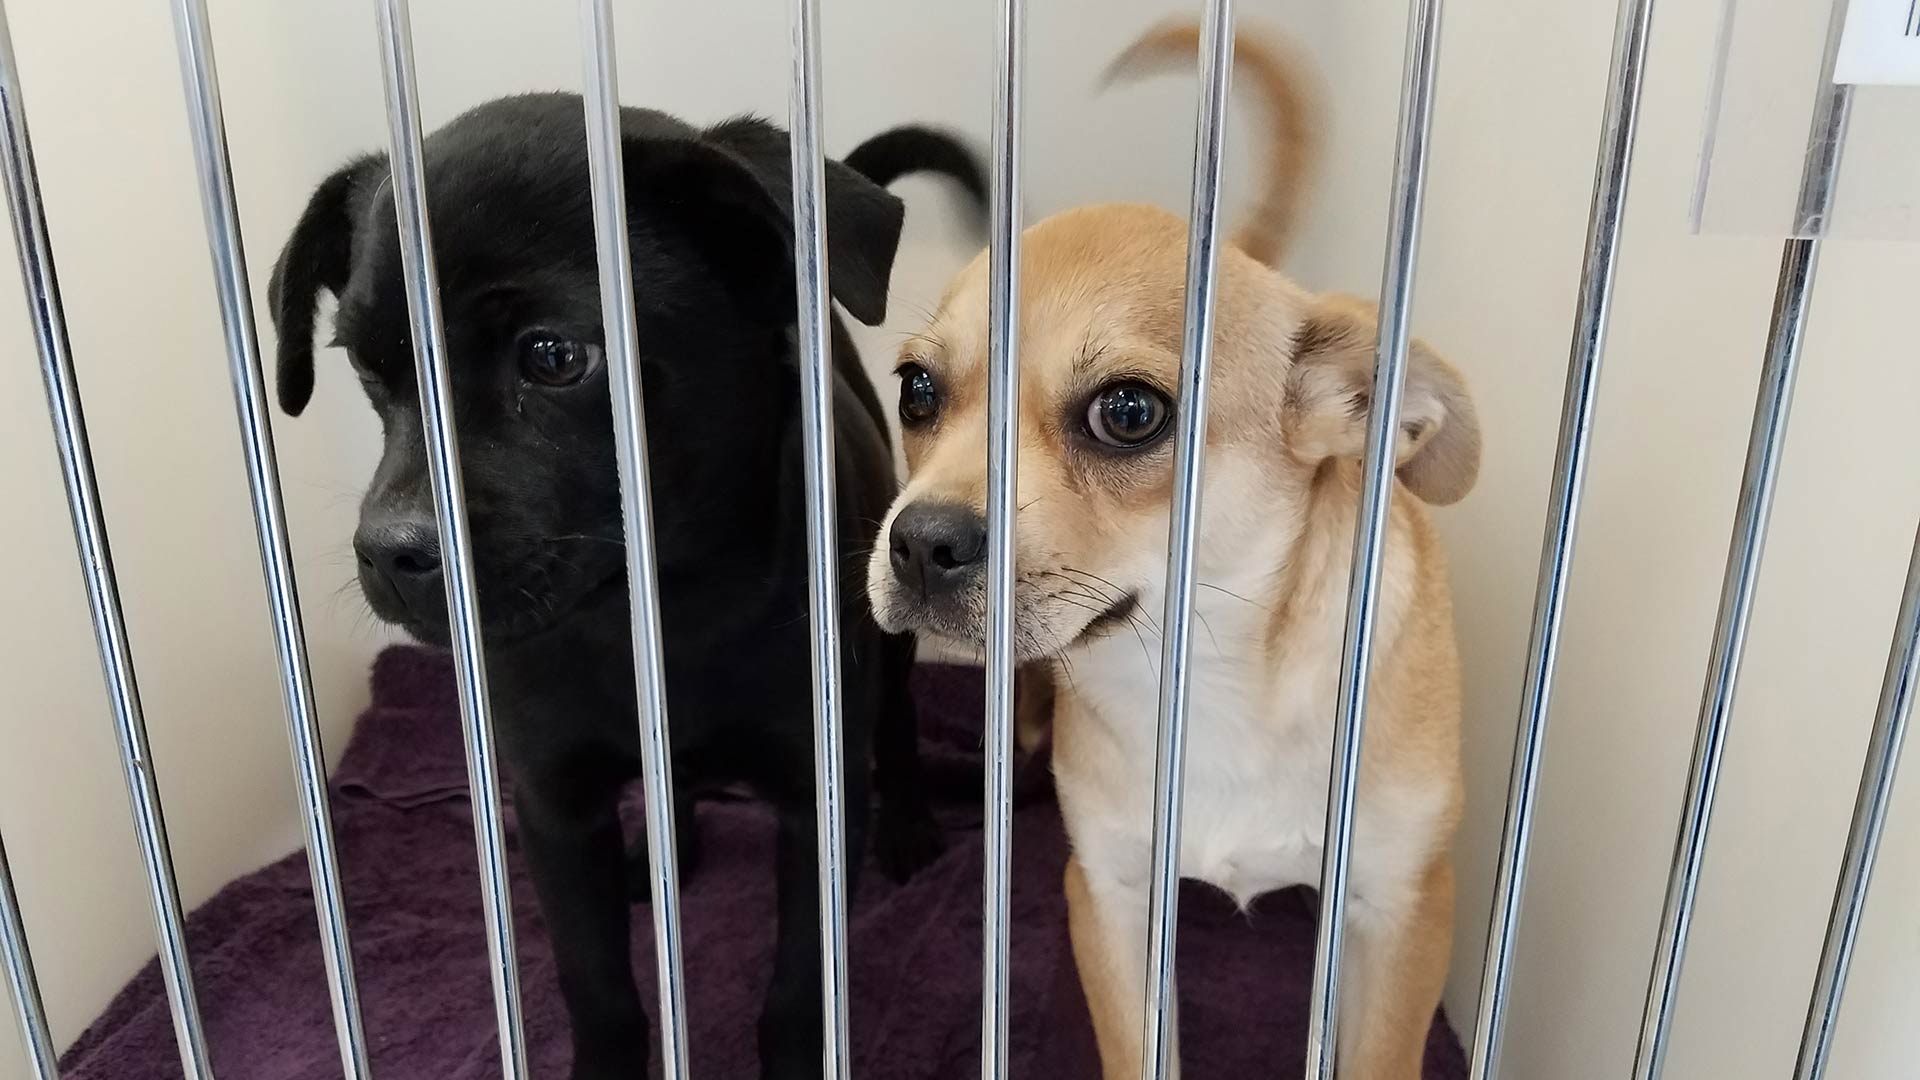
(1086, 382), (1171, 449)
(897, 362), (940, 426)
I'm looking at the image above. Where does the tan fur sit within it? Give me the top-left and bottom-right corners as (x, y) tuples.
(1014, 660), (1057, 754)
(1104, 18), (1324, 266)
(866, 22), (1478, 1079)
(1065, 854), (1166, 1077)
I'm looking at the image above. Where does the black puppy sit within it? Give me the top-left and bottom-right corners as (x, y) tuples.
(269, 94), (982, 1078)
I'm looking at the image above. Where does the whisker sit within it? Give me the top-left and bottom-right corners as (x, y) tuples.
(1048, 590), (1154, 666)
(1127, 622), (1154, 665)
(1194, 608), (1222, 657)
(543, 532), (624, 547)
(1039, 569), (1111, 599)
(1059, 587), (1111, 610)
(1061, 568), (1163, 636)
(1036, 575), (1122, 614)
(1052, 588), (1113, 614)
(1197, 581), (1269, 610)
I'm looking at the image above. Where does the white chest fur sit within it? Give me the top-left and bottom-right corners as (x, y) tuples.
(1051, 589), (1446, 919)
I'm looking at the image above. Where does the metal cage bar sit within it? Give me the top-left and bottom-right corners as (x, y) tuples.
(0, 831), (57, 1080)
(1466, 0), (1657, 1075)
(368, 2), (529, 1075)
(1627, 3), (1852, 1075)
(1304, 0), (1446, 1075)
(1628, 214), (1824, 1080)
(1137, 1), (1235, 1077)
(1793, 520), (1920, 1080)
(0, 3), (215, 1076)
(4, 5), (1915, 1080)
(981, 0), (1025, 1075)
(166, 2), (373, 1075)
(786, 0), (853, 1071)
(575, 1), (693, 1074)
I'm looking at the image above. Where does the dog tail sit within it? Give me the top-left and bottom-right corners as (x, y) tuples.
(1104, 20), (1324, 267)
(844, 125), (989, 217)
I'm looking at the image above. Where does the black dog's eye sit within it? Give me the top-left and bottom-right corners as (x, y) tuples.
(1085, 382), (1171, 448)
(520, 334), (603, 388)
(898, 362), (940, 425)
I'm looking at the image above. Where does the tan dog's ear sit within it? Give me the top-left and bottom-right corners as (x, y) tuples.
(1283, 294), (1481, 505)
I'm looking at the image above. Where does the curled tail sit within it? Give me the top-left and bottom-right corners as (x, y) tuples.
(844, 124), (989, 222)
(1104, 20), (1324, 267)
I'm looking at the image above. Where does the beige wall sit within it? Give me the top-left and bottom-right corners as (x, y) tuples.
(2, 1), (1915, 1078)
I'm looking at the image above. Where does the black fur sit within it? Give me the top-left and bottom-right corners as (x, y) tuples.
(843, 124), (988, 213)
(270, 92), (982, 1080)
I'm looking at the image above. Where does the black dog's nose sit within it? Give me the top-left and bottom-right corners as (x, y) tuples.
(354, 522), (442, 585)
(889, 502), (987, 598)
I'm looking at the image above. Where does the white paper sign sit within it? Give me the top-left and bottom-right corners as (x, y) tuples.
(1835, 0), (1920, 85)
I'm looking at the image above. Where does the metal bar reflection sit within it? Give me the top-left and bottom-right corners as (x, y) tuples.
(786, 0), (852, 1071)
(576, 2), (691, 1075)
(369, 2), (528, 1075)
(1138, 2), (1234, 1077)
(1304, 0), (1445, 1076)
(167, 2), (370, 1074)
(0, 832), (57, 1080)
(0, 3), (214, 1075)
(981, 0), (1025, 1075)
(1792, 521), (1920, 1080)
(1628, 3), (1851, 1074)
(1466, 0), (1656, 1075)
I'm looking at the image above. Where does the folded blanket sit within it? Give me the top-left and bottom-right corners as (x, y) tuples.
(59, 646), (1467, 1078)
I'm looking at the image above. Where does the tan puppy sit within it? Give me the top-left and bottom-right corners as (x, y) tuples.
(866, 22), (1479, 1079)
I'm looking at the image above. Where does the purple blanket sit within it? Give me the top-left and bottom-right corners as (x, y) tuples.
(61, 647), (1466, 1078)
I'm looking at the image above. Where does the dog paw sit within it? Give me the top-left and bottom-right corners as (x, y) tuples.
(873, 810), (945, 883)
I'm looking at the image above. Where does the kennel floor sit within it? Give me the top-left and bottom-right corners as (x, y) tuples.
(56, 646), (1467, 1078)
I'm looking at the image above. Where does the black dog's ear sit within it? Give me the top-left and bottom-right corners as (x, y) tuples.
(268, 155), (382, 416)
(683, 117), (906, 327)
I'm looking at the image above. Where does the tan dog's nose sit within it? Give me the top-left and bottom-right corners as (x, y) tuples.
(887, 502), (987, 600)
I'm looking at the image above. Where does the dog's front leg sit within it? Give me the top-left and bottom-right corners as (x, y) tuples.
(519, 776), (650, 1080)
(626, 785), (702, 901)
(1065, 855), (1177, 1080)
(1333, 856), (1455, 1080)
(759, 772), (871, 1080)
(871, 629), (943, 881)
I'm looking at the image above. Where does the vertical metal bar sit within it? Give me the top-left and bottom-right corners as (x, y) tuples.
(1304, 0), (1445, 1076)
(1792, 521), (1920, 1080)
(1628, 5), (1851, 1075)
(0, 832), (57, 1080)
(786, 0), (851, 1072)
(1466, 1), (1656, 1076)
(1138, 2), (1234, 1077)
(1630, 239), (1819, 1080)
(0, 5), (215, 1076)
(369, 2), (528, 1075)
(166, 3), (371, 1075)
(980, 0), (1024, 1076)
(576, 2), (691, 1076)
(1789, 0), (1853, 240)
